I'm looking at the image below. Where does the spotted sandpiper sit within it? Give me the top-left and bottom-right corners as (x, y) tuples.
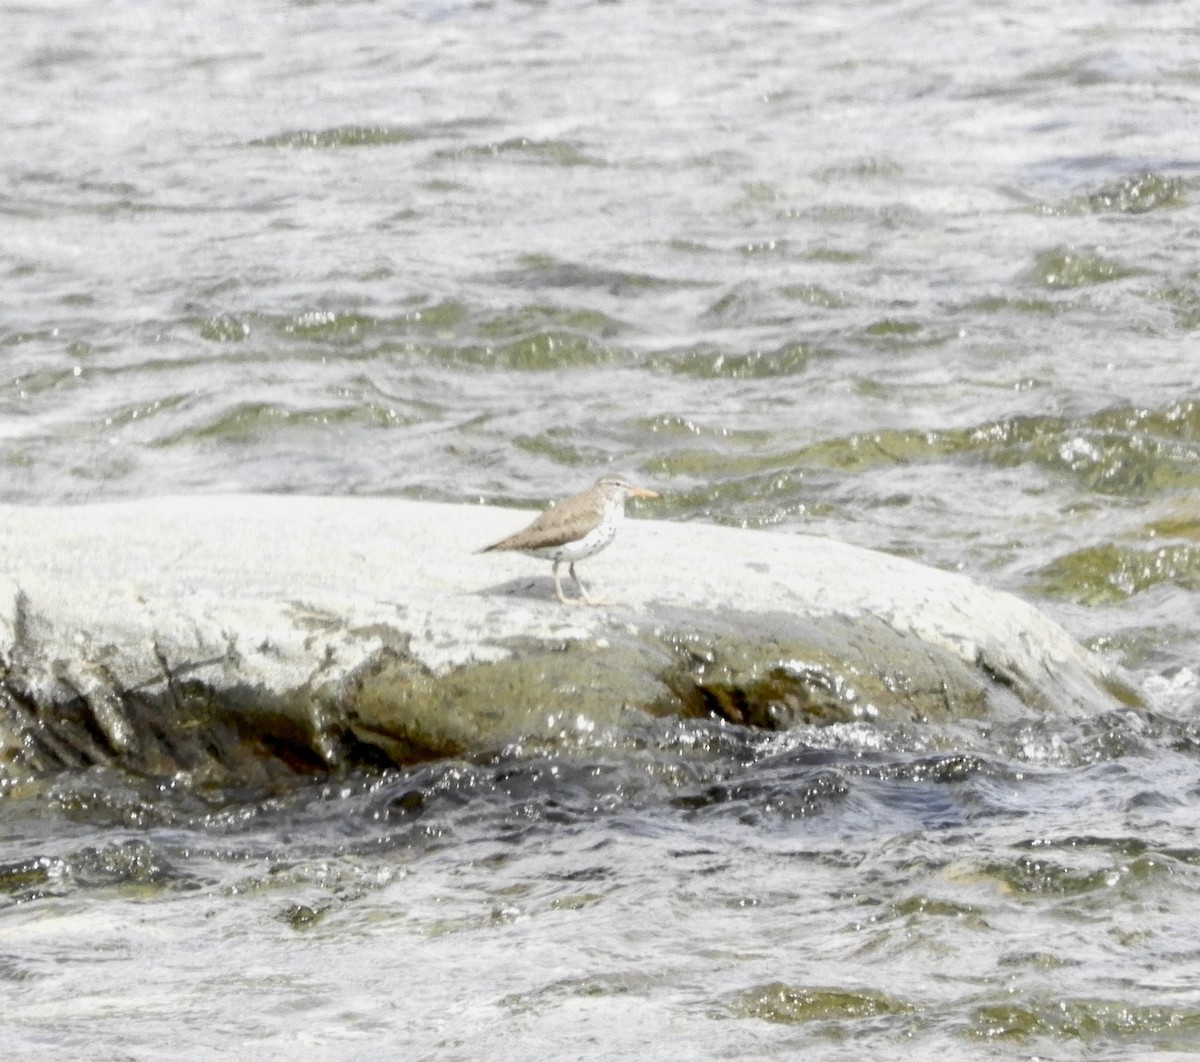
(479, 474), (659, 605)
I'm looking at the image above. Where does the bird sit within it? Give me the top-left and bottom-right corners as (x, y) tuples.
(479, 474), (659, 605)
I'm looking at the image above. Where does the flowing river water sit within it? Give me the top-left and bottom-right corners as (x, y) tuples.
(2, 0), (1200, 1057)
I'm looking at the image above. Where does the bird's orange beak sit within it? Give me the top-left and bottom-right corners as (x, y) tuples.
(630, 487), (659, 499)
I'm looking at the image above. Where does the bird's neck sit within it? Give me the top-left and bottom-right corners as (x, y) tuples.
(602, 493), (625, 524)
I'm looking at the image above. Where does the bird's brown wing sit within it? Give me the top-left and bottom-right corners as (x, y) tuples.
(479, 503), (603, 553)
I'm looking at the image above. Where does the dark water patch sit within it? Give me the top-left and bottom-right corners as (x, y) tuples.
(8, 707), (1162, 874)
(857, 317), (962, 353)
(0, 855), (61, 903)
(399, 297), (473, 330)
(1, 765), (469, 901)
(1024, 245), (1141, 289)
(248, 125), (427, 149)
(672, 766), (851, 822)
(708, 428), (922, 477)
(804, 201), (928, 230)
(1024, 55), (1126, 89)
(1012, 833), (1154, 860)
(511, 427), (617, 468)
(732, 180), (786, 211)
(435, 137), (603, 167)
(1, 182), (157, 217)
(0, 328), (59, 350)
(479, 758), (647, 832)
(0, 838), (180, 908)
(191, 303), (466, 348)
(669, 745), (1041, 832)
(476, 304), (628, 341)
(910, 753), (997, 784)
(961, 294), (1063, 317)
(426, 331), (623, 371)
(100, 393), (195, 432)
(888, 893), (984, 923)
(737, 237), (791, 258)
(159, 399), (403, 446)
(1037, 543), (1200, 605)
(492, 254), (692, 294)
(815, 157), (905, 183)
(862, 317), (922, 338)
(701, 283), (783, 326)
(1031, 402), (1200, 493)
(0, 363), (96, 402)
(648, 340), (822, 379)
(644, 433), (894, 518)
(990, 711), (1161, 769)
(778, 282), (854, 309)
(188, 303), (633, 373)
(43, 768), (222, 831)
(277, 900), (329, 930)
(197, 314), (251, 343)
(503, 970), (651, 1016)
(729, 981), (914, 1025)
(69, 838), (177, 890)
(968, 995), (1200, 1047)
(799, 245), (869, 264)
(1155, 284), (1200, 331)
(1038, 171), (1188, 216)
(276, 309), (379, 344)
(980, 850), (1151, 898)
(698, 400), (1200, 506)
(303, 751), (719, 858)
(648, 465), (829, 529)
(637, 414), (774, 447)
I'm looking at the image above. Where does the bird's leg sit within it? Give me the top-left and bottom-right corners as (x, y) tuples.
(553, 560), (584, 606)
(569, 563), (609, 606)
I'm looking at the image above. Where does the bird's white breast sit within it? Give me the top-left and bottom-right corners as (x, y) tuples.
(526, 493), (623, 562)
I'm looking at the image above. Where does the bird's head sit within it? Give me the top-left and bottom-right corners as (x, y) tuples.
(596, 474), (659, 500)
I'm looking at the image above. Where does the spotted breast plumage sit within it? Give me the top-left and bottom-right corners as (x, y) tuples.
(479, 475), (659, 605)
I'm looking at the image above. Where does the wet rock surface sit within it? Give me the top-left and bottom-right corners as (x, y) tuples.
(0, 496), (1137, 782)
